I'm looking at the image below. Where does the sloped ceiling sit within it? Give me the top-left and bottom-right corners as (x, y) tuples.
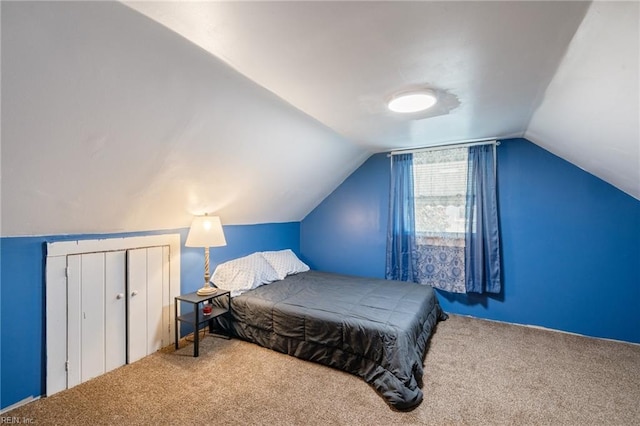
(124, 1), (590, 150)
(125, 0), (638, 200)
(525, 1), (639, 200)
(1, 1), (368, 236)
(1, 2), (638, 237)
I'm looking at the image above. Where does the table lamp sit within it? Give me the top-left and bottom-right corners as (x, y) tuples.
(185, 214), (227, 296)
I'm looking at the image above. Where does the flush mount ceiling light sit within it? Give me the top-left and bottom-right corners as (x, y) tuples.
(387, 90), (437, 113)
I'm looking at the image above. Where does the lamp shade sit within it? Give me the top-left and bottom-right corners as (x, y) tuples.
(185, 215), (227, 248)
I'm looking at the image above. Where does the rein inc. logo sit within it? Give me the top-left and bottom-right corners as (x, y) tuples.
(0, 418), (34, 424)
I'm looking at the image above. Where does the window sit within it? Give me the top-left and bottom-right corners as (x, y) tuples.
(413, 148), (469, 247)
(387, 143), (501, 294)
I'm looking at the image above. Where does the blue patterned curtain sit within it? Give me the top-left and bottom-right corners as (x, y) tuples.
(415, 239), (466, 292)
(385, 154), (418, 282)
(465, 145), (501, 293)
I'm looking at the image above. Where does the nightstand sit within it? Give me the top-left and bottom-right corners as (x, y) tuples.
(174, 290), (231, 357)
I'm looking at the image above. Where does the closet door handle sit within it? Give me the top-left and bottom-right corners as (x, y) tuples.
(116, 293), (124, 300)
(131, 291), (139, 297)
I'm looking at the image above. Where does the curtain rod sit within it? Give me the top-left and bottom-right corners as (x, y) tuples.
(388, 138), (500, 156)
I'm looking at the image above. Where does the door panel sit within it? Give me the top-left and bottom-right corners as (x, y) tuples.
(80, 253), (105, 382)
(162, 246), (171, 346)
(105, 251), (126, 373)
(46, 255), (68, 396)
(146, 247), (164, 354)
(127, 248), (148, 363)
(66, 255), (82, 389)
(128, 246), (170, 360)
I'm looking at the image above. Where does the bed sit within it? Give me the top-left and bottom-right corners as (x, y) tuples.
(212, 262), (447, 410)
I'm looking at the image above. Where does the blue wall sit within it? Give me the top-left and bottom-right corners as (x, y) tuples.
(0, 222), (299, 410)
(301, 139), (640, 344)
(301, 152), (390, 278)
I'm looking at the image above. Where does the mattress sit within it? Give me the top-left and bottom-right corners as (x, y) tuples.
(214, 270), (447, 410)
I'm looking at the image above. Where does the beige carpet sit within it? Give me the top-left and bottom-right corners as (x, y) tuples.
(8, 315), (640, 425)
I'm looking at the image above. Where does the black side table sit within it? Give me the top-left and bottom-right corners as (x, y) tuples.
(174, 290), (231, 357)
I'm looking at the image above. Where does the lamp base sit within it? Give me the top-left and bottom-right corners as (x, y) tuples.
(197, 285), (217, 296)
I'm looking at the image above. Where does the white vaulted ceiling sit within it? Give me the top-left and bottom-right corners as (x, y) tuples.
(525, 1), (640, 200)
(1, 1), (368, 236)
(1, 1), (638, 237)
(125, 1), (638, 197)
(125, 1), (590, 149)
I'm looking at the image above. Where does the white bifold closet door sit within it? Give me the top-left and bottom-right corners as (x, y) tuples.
(127, 247), (170, 363)
(67, 251), (126, 388)
(66, 247), (169, 389)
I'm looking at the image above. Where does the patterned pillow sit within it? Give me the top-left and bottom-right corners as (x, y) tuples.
(212, 253), (279, 297)
(260, 249), (310, 280)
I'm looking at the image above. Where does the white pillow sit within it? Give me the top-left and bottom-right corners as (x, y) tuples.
(212, 253), (279, 297)
(260, 249), (310, 280)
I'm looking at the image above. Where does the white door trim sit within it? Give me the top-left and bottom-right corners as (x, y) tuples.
(46, 234), (181, 257)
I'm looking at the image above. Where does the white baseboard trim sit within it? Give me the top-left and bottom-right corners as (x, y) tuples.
(449, 313), (640, 347)
(1, 396), (40, 414)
